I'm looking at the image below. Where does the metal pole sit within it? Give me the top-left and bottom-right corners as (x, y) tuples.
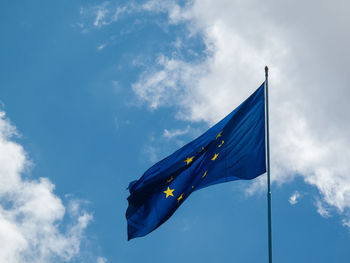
(265, 66), (272, 263)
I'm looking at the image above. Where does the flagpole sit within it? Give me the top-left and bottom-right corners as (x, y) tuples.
(265, 66), (272, 263)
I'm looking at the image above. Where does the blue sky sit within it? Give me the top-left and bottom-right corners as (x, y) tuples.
(1, 1), (350, 262)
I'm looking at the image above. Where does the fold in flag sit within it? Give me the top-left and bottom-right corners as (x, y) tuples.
(126, 83), (266, 240)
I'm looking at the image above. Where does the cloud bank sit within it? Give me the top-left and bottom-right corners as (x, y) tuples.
(0, 111), (93, 263)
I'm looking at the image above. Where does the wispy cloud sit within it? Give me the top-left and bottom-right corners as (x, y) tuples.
(93, 2), (129, 28)
(79, 0), (191, 33)
(163, 126), (190, 139)
(97, 43), (107, 51)
(79, 2), (133, 32)
(97, 257), (108, 263)
(93, 3), (108, 27)
(76, 2), (130, 33)
(342, 219), (350, 228)
(316, 199), (331, 218)
(132, 55), (207, 113)
(289, 191), (301, 205)
(143, 142), (160, 163)
(146, 146), (158, 162)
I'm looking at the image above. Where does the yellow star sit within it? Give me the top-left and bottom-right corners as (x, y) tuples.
(216, 131), (222, 140)
(166, 177), (174, 183)
(163, 187), (174, 198)
(211, 153), (219, 161)
(177, 193), (183, 202)
(202, 170), (208, 178)
(184, 156), (194, 165)
(218, 140), (224, 147)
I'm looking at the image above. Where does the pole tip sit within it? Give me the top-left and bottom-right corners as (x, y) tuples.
(265, 66), (269, 74)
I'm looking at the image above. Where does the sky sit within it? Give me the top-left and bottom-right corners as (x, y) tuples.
(1, 0), (350, 262)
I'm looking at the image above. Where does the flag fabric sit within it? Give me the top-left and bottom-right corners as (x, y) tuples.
(126, 83), (266, 240)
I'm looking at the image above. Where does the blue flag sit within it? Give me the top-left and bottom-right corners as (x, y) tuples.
(126, 83), (266, 240)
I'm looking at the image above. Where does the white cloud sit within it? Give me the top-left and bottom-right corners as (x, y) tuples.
(342, 219), (350, 228)
(82, 0), (193, 33)
(163, 126), (190, 139)
(132, 55), (208, 111)
(93, 2), (129, 28)
(97, 43), (107, 51)
(86, 2), (133, 29)
(316, 199), (331, 218)
(97, 257), (108, 263)
(289, 191), (301, 205)
(142, 0), (193, 25)
(0, 111), (92, 263)
(94, 6), (109, 28)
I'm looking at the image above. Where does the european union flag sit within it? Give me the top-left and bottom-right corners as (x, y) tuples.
(126, 83), (266, 240)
